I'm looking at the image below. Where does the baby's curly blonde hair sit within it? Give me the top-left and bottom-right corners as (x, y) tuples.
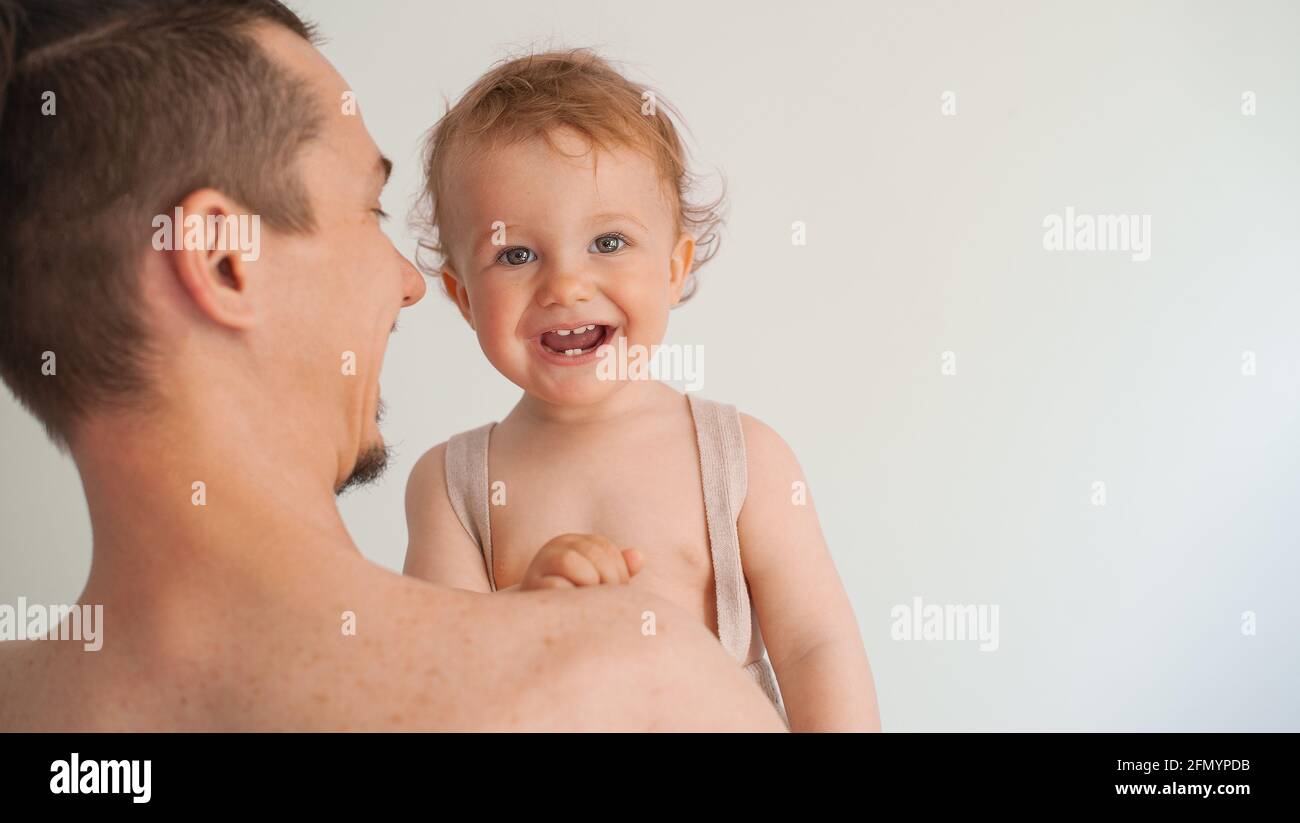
(413, 48), (723, 304)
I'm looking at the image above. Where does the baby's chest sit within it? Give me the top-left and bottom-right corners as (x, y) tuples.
(487, 451), (719, 621)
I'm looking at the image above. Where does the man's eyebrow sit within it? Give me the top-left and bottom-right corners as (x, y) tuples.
(376, 155), (393, 187)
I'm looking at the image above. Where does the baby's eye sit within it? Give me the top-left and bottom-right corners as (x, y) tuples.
(589, 233), (628, 254)
(497, 247), (536, 266)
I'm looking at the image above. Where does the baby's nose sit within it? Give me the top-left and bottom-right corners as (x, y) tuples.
(537, 267), (593, 306)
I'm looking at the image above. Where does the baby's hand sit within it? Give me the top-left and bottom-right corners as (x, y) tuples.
(520, 533), (644, 590)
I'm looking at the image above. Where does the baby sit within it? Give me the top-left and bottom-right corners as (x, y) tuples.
(403, 50), (879, 731)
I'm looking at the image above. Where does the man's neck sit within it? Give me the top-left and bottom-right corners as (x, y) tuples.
(70, 409), (363, 628)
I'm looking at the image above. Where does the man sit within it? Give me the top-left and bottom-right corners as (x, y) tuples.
(0, 0), (783, 731)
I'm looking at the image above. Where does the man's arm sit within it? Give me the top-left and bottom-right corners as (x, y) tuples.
(738, 413), (881, 732)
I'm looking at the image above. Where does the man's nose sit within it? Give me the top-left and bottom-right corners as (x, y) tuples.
(400, 255), (427, 307)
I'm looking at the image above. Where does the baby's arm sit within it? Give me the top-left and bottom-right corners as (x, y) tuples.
(738, 414), (881, 732)
(403, 443), (496, 592)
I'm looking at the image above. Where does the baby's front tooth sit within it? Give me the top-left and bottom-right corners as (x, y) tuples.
(555, 328), (571, 336)
(566, 348), (580, 356)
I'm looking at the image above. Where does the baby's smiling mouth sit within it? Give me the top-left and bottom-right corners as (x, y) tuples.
(537, 323), (612, 357)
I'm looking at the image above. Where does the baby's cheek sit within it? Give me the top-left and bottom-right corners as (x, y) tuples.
(469, 298), (509, 342)
(625, 294), (673, 346)
(477, 323), (528, 377)
(477, 325), (512, 362)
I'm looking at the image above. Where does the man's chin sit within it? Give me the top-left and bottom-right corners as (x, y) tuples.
(336, 440), (392, 495)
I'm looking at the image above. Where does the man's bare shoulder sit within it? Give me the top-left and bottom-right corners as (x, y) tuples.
(0, 642), (33, 722)
(341, 572), (784, 731)
(0, 640), (97, 731)
(0, 567), (783, 731)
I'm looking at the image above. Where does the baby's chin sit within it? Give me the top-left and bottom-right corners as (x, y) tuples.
(496, 353), (631, 408)
(516, 369), (623, 408)
(484, 339), (615, 404)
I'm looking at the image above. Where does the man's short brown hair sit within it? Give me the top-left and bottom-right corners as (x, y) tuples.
(0, 0), (323, 447)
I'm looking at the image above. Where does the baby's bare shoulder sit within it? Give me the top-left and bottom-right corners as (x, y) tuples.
(737, 411), (802, 469)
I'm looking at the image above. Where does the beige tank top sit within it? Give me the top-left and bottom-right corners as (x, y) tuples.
(442, 394), (788, 725)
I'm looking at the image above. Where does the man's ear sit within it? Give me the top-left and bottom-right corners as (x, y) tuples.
(164, 189), (258, 329)
(440, 266), (474, 329)
(668, 232), (696, 306)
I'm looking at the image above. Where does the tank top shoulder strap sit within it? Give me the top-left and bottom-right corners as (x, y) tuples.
(443, 422), (497, 591)
(686, 393), (753, 664)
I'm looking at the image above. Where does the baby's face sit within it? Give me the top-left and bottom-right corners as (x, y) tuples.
(442, 128), (693, 406)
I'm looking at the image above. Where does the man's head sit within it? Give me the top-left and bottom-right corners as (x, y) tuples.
(0, 0), (425, 490)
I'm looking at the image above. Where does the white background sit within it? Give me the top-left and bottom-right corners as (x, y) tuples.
(2, 0), (1297, 730)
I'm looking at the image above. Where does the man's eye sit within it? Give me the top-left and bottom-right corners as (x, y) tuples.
(497, 247), (536, 266)
(589, 233), (628, 254)
(372, 208), (390, 221)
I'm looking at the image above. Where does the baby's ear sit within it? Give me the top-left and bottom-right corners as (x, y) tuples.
(440, 267), (475, 329)
(668, 232), (696, 306)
